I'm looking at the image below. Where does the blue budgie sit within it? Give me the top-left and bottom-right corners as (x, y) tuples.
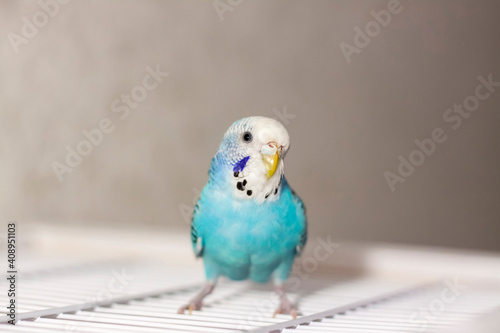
(178, 116), (307, 318)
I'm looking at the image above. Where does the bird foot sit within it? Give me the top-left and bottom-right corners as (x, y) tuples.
(177, 301), (202, 315)
(177, 283), (215, 315)
(273, 301), (298, 319)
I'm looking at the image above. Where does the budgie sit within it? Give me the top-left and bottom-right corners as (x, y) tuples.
(178, 116), (307, 318)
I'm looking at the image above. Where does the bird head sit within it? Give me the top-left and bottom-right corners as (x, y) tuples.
(212, 116), (290, 203)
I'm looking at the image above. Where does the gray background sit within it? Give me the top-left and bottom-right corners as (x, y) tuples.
(1, 0), (499, 250)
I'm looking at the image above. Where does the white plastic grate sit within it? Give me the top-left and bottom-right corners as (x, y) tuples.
(1, 260), (499, 332)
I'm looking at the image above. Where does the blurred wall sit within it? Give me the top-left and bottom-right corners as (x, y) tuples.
(1, 0), (499, 250)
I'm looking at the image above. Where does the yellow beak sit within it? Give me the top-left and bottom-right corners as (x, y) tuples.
(261, 142), (279, 179)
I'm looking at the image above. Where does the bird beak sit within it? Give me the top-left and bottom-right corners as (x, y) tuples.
(261, 141), (279, 179)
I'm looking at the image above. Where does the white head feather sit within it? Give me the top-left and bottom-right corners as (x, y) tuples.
(217, 116), (290, 203)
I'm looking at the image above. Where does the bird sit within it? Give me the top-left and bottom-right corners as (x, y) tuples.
(178, 116), (307, 318)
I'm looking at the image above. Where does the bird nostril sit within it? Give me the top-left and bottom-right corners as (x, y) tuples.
(261, 141), (279, 156)
(268, 141), (278, 148)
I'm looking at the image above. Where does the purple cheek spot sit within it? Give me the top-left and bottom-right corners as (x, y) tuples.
(233, 156), (250, 173)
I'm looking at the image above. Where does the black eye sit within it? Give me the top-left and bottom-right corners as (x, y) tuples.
(242, 132), (253, 143)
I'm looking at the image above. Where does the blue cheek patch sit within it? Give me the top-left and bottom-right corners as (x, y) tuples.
(233, 156), (250, 173)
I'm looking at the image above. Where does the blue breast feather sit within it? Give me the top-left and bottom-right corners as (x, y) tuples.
(191, 160), (307, 283)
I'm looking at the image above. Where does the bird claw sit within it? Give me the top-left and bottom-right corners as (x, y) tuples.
(273, 303), (298, 319)
(177, 302), (201, 315)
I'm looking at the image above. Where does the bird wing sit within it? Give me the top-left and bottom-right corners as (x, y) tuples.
(290, 187), (307, 257)
(191, 200), (204, 258)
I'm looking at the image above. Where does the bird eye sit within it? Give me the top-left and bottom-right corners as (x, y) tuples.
(242, 132), (253, 143)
